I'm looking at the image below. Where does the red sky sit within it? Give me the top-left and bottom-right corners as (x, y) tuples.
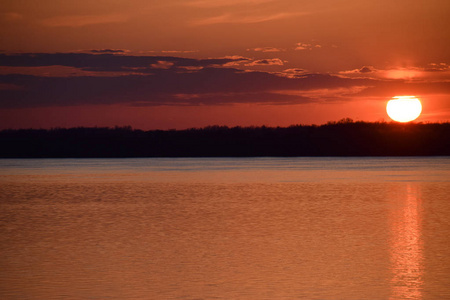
(1, 0), (449, 129)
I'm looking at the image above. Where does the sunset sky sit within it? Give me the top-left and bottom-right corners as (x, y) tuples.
(1, 0), (449, 129)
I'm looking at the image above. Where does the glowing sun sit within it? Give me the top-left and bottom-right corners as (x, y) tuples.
(386, 96), (422, 122)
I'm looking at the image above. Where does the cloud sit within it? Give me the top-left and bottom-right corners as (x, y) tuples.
(186, 0), (274, 7)
(0, 53), (246, 73)
(151, 61), (174, 69)
(1, 52), (449, 109)
(275, 86), (371, 100)
(135, 91), (313, 106)
(340, 64), (450, 81)
(0, 70), (372, 108)
(192, 12), (304, 25)
(41, 14), (129, 27)
(247, 47), (284, 52)
(0, 59), (369, 108)
(339, 67), (381, 79)
(161, 50), (199, 54)
(245, 58), (284, 66)
(276, 68), (308, 78)
(2, 69), (448, 108)
(247, 43), (323, 52)
(424, 63), (449, 72)
(90, 49), (127, 54)
(222, 55), (250, 61)
(359, 66), (373, 73)
(295, 43), (322, 51)
(0, 65), (128, 77)
(353, 81), (450, 99)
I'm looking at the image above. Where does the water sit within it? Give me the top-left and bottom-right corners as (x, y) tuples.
(1, 157), (449, 299)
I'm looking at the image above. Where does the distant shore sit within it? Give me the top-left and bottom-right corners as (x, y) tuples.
(1, 120), (449, 157)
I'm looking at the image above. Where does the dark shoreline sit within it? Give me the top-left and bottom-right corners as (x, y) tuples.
(1, 121), (449, 158)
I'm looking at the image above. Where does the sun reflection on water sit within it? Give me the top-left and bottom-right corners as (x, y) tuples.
(389, 184), (424, 300)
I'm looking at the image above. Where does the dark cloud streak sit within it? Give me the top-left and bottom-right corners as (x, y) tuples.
(1, 52), (448, 109)
(0, 53), (246, 71)
(89, 49), (126, 54)
(0, 69), (371, 108)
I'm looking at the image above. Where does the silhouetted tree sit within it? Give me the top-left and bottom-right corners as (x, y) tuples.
(0, 122), (449, 157)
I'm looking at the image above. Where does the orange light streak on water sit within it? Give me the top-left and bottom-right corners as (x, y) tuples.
(389, 184), (424, 300)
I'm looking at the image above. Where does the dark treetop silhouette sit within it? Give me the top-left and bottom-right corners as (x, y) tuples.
(1, 120), (449, 158)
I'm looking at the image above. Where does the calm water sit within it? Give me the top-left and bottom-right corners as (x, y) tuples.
(1, 157), (449, 299)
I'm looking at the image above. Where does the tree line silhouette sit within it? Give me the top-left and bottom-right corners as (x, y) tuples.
(1, 120), (449, 157)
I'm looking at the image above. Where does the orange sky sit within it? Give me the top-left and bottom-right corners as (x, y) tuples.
(0, 0), (449, 129)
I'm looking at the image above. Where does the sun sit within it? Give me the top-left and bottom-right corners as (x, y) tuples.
(386, 96), (422, 122)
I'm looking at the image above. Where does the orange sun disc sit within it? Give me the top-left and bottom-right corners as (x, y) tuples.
(386, 96), (422, 122)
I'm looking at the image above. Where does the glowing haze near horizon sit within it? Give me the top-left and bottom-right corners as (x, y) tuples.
(0, 0), (449, 129)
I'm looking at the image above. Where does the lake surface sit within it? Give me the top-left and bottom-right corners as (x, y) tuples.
(1, 157), (450, 299)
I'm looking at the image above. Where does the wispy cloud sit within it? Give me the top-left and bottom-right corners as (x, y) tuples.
(41, 14), (129, 27)
(161, 50), (199, 54)
(186, 0), (274, 8)
(424, 63), (450, 72)
(295, 43), (322, 51)
(192, 12), (305, 26)
(245, 58), (284, 66)
(151, 61), (174, 69)
(0, 52), (247, 75)
(2, 52), (449, 109)
(274, 86), (371, 100)
(339, 64), (450, 82)
(276, 68), (308, 78)
(0, 65), (139, 78)
(89, 49), (128, 54)
(247, 47), (284, 52)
